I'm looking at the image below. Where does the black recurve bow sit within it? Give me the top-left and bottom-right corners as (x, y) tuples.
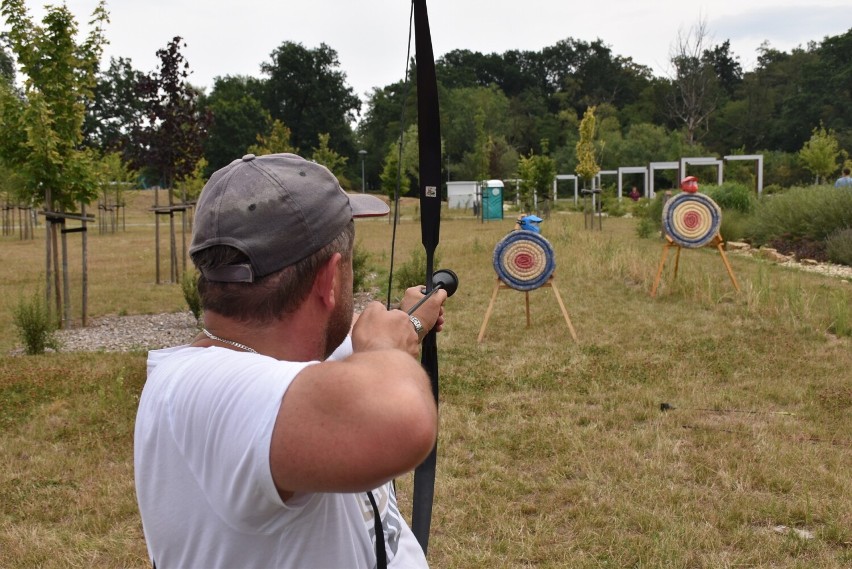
(410, 0), (442, 555)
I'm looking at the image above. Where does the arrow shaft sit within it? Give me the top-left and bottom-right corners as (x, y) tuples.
(406, 284), (444, 316)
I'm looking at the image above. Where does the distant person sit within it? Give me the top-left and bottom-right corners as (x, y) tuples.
(835, 168), (852, 188)
(628, 186), (640, 201)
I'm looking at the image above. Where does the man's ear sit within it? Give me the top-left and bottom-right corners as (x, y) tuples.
(314, 252), (342, 309)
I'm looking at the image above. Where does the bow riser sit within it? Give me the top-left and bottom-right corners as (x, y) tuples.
(410, 0), (441, 555)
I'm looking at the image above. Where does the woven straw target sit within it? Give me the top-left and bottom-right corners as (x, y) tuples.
(493, 231), (556, 291)
(663, 192), (722, 248)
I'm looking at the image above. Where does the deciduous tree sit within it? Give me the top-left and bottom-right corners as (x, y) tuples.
(200, 75), (270, 172)
(0, 0), (107, 210)
(126, 36), (211, 191)
(517, 139), (556, 213)
(125, 36), (211, 283)
(0, 0), (108, 326)
(667, 17), (720, 145)
(247, 119), (298, 156)
(260, 41), (359, 158)
(799, 124), (841, 184)
(576, 106), (602, 185)
(84, 57), (146, 152)
(311, 133), (348, 182)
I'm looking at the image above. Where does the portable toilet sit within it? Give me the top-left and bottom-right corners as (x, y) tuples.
(481, 180), (504, 222)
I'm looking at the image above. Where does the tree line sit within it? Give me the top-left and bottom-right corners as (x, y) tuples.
(2, 0), (851, 208)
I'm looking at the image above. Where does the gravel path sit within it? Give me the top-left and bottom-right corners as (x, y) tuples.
(16, 292), (381, 355)
(53, 311), (200, 353)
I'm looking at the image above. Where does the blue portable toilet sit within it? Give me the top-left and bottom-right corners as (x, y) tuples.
(481, 180), (504, 222)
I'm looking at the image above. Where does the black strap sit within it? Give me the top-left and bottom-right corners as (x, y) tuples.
(367, 491), (387, 569)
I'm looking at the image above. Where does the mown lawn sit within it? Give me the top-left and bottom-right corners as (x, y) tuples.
(1, 192), (850, 567)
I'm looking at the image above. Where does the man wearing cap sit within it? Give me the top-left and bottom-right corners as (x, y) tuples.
(134, 153), (446, 568)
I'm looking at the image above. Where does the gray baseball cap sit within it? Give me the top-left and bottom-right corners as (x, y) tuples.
(190, 153), (389, 282)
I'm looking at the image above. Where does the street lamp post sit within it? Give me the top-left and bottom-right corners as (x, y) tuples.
(358, 149), (367, 193)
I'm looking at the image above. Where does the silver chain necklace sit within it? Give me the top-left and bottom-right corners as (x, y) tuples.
(201, 328), (258, 354)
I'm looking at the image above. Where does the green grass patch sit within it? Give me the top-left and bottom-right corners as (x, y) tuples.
(1, 196), (851, 567)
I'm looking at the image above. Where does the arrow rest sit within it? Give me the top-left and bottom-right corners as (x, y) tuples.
(406, 269), (459, 316)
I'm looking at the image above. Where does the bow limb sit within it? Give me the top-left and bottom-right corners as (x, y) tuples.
(410, 0), (441, 555)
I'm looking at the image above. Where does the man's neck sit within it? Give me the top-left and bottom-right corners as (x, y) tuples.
(199, 309), (328, 362)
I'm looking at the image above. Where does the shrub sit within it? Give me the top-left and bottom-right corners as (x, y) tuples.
(761, 149), (811, 187)
(181, 270), (202, 322)
(394, 247), (441, 294)
(745, 186), (852, 246)
(630, 198), (651, 219)
(13, 288), (59, 355)
(352, 241), (371, 292)
(603, 197), (627, 218)
(704, 182), (756, 214)
(636, 216), (656, 239)
(826, 228), (852, 266)
(719, 210), (752, 243)
(632, 192), (670, 239)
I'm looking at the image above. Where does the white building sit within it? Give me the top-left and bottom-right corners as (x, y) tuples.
(447, 181), (479, 209)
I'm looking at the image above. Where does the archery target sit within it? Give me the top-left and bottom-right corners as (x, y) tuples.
(663, 192), (722, 248)
(493, 231), (556, 291)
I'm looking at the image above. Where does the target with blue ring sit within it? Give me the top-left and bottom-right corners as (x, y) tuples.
(492, 231), (556, 291)
(662, 192), (722, 249)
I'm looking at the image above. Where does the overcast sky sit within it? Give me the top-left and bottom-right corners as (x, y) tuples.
(17, 0), (852, 102)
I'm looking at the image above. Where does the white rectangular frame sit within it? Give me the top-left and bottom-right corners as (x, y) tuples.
(553, 174), (578, 203)
(649, 162), (679, 198)
(617, 167), (649, 200)
(724, 154), (764, 196)
(681, 157), (724, 186)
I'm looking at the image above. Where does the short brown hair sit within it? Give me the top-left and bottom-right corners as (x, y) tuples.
(194, 220), (354, 324)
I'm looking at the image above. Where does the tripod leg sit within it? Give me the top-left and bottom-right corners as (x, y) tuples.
(716, 236), (740, 291)
(477, 279), (501, 343)
(550, 281), (578, 342)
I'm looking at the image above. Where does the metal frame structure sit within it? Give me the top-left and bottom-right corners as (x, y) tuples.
(549, 154), (764, 203)
(617, 166), (649, 200)
(680, 157), (724, 185)
(724, 154), (764, 196)
(649, 162), (680, 198)
(553, 174), (578, 203)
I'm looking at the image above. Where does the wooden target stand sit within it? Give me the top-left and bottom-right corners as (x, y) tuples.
(477, 275), (578, 343)
(650, 233), (740, 297)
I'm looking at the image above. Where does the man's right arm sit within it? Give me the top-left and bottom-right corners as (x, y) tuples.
(268, 291), (446, 501)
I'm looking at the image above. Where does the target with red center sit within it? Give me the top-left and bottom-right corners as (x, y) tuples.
(492, 231), (556, 290)
(663, 192), (722, 248)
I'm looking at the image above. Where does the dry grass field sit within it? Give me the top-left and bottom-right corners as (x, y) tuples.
(1, 190), (851, 567)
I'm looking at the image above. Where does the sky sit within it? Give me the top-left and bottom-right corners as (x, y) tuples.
(15, 0), (852, 103)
